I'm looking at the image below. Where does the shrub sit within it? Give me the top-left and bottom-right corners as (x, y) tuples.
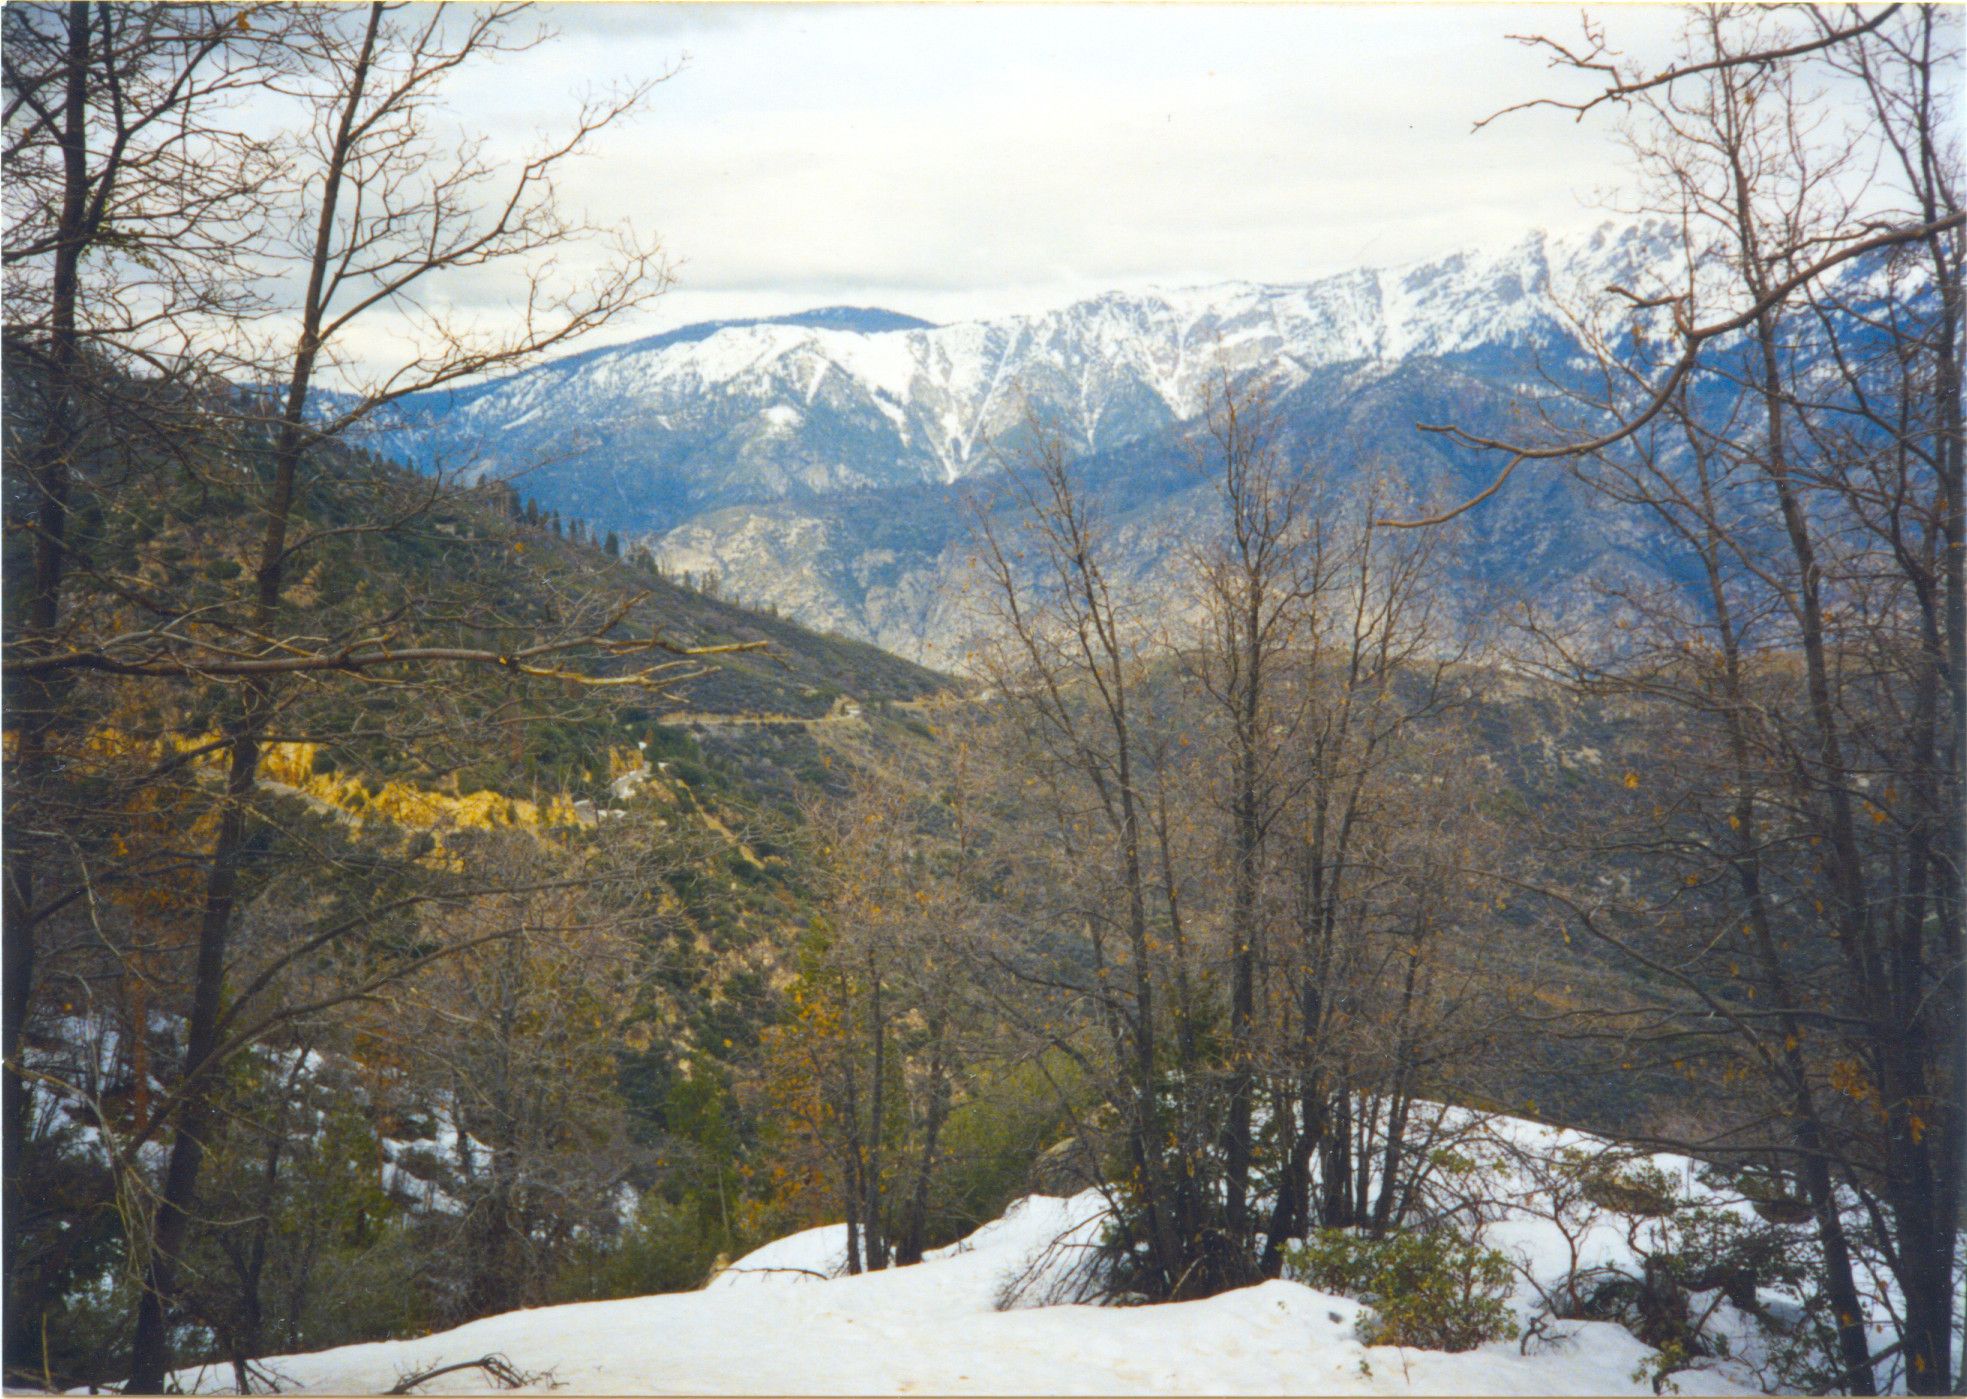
(1285, 1227), (1519, 1352)
(1574, 1158), (1680, 1219)
(932, 1054), (1085, 1247)
(548, 1197), (720, 1303)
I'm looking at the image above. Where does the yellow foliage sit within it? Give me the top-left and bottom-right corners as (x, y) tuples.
(259, 739), (581, 833)
(1829, 1058), (1875, 1104)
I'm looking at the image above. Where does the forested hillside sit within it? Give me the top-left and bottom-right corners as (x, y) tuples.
(0, 362), (968, 1381)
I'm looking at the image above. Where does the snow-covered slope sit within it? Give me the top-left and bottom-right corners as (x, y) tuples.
(164, 1196), (1735, 1397)
(375, 223), (1670, 508)
(162, 1108), (1832, 1397)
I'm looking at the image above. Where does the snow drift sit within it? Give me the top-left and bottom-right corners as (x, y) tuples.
(163, 1109), (1797, 1396)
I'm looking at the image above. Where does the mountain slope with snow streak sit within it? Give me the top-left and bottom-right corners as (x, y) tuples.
(372, 223), (1673, 517)
(356, 223), (1699, 663)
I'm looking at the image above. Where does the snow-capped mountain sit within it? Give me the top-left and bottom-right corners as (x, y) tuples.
(380, 223), (1667, 505)
(370, 223), (1687, 663)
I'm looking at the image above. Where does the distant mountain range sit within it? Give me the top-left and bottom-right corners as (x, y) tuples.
(369, 224), (1700, 664)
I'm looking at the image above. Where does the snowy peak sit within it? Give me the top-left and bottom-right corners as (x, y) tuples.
(360, 219), (1706, 664)
(377, 220), (1679, 524)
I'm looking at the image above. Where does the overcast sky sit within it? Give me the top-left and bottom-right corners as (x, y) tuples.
(336, 2), (1713, 370)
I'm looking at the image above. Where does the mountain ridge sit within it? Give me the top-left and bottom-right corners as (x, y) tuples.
(364, 221), (1697, 662)
(372, 221), (1672, 498)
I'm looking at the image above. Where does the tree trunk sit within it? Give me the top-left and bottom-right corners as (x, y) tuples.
(862, 956), (888, 1272)
(4, 9), (90, 1367)
(126, 14), (384, 1385)
(1222, 595), (1263, 1252)
(894, 1006), (952, 1267)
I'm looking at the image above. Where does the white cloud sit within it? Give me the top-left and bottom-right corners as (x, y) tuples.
(317, 2), (1809, 376)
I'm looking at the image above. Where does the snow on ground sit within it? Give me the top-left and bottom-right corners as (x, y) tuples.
(168, 1157), (1756, 1396)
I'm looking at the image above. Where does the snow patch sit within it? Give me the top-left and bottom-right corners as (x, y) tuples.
(167, 1113), (1783, 1396)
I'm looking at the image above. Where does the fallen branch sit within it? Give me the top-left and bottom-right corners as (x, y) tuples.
(714, 1263), (838, 1282)
(388, 1353), (538, 1394)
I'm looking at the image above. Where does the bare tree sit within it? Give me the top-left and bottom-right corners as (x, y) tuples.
(1255, 481), (1473, 1261)
(966, 413), (1210, 1294)
(965, 391), (1489, 1298)
(1171, 371), (1327, 1268)
(0, 5), (702, 1385)
(391, 829), (660, 1323)
(1386, 6), (1962, 534)
(1, 8), (282, 1353)
(1444, 7), (1962, 1390)
(763, 738), (976, 1274)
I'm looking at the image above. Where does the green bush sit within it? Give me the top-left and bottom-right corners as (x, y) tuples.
(1285, 1227), (1519, 1352)
(928, 1054), (1085, 1246)
(550, 1197), (721, 1301)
